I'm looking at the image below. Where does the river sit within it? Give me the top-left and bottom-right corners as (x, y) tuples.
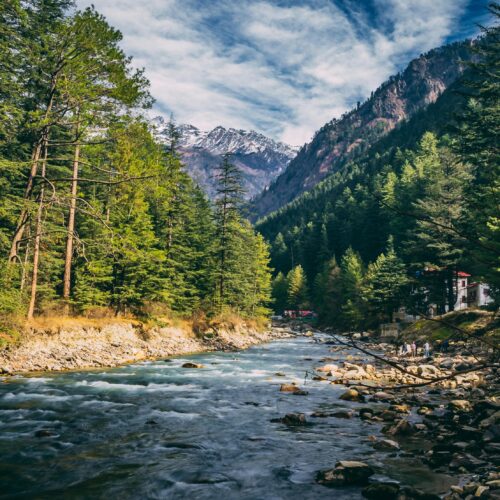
(0, 332), (453, 499)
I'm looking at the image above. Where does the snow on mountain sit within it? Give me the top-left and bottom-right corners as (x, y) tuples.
(152, 118), (297, 199)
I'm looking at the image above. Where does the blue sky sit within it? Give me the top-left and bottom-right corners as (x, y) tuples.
(76, 0), (490, 145)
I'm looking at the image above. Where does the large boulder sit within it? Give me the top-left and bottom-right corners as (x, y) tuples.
(316, 461), (374, 486)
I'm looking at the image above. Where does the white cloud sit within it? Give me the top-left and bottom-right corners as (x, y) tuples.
(76, 0), (472, 145)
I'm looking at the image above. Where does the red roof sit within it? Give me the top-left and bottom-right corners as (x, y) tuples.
(458, 271), (471, 277)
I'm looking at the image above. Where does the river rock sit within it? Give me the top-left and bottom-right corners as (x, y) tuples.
(339, 389), (364, 402)
(271, 413), (307, 426)
(182, 362), (204, 368)
(486, 480), (500, 489)
(449, 400), (472, 412)
(316, 461), (374, 486)
(371, 391), (394, 402)
(311, 411), (330, 418)
(475, 485), (490, 497)
(362, 482), (400, 499)
(292, 389), (309, 396)
(372, 438), (400, 451)
(317, 364), (338, 373)
(391, 404), (411, 414)
(331, 410), (354, 419)
(383, 419), (415, 436)
(279, 383), (303, 393)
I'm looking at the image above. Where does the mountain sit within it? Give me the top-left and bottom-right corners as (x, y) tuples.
(249, 39), (476, 220)
(153, 120), (297, 199)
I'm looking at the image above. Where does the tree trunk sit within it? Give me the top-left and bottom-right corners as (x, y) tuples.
(27, 145), (48, 319)
(62, 137), (81, 314)
(20, 226), (31, 292)
(9, 75), (58, 263)
(9, 141), (43, 262)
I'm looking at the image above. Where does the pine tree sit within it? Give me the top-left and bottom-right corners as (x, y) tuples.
(212, 154), (246, 311)
(272, 272), (288, 314)
(362, 237), (409, 324)
(286, 265), (309, 309)
(405, 136), (471, 312)
(338, 248), (364, 329)
(457, 10), (500, 299)
(313, 257), (342, 325)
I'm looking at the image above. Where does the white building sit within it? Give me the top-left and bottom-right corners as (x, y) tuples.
(467, 282), (494, 307)
(454, 271), (470, 310)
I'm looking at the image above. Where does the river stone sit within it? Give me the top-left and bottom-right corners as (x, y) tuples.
(280, 413), (307, 426)
(279, 383), (302, 393)
(372, 438), (400, 451)
(317, 364), (338, 373)
(339, 389), (364, 402)
(362, 482), (400, 499)
(475, 485), (490, 497)
(316, 461), (374, 486)
(449, 400), (472, 412)
(383, 419), (415, 436)
(292, 389), (309, 396)
(486, 480), (500, 489)
(331, 410), (354, 419)
(311, 411), (330, 418)
(391, 404), (411, 414)
(371, 391), (394, 402)
(182, 362), (204, 368)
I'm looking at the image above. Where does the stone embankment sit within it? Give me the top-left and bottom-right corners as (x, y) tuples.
(0, 322), (291, 375)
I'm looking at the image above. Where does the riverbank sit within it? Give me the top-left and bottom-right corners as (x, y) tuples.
(305, 334), (500, 499)
(0, 318), (292, 375)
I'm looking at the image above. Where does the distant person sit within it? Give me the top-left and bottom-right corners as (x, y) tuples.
(441, 339), (449, 353)
(424, 341), (430, 358)
(406, 343), (412, 358)
(411, 341), (417, 358)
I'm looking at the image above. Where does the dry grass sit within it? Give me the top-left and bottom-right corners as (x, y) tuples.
(0, 305), (268, 348)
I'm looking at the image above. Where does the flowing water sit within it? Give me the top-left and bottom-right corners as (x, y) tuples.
(0, 333), (453, 499)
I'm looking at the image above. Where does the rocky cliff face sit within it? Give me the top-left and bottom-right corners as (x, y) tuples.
(153, 120), (297, 199)
(249, 40), (475, 221)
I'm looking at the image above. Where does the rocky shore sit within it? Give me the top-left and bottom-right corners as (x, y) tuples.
(275, 328), (499, 499)
(0, 321), (291, 375)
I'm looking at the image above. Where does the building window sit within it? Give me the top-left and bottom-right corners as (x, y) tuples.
(461, 280), (466, 287)
(461, 296), (467, 303)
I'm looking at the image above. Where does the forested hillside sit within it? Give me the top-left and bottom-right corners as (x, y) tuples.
(0, 0), (272, 326)
(249, 39), (477, 221)
(258, 16), (499, 329)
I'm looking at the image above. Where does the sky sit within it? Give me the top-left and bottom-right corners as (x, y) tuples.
(76, 0), (490, 145)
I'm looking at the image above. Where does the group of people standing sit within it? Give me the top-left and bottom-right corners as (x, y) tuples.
(398, 341), (431, 358)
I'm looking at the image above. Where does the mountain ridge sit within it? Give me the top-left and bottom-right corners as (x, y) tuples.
(248, 38), (477, 221)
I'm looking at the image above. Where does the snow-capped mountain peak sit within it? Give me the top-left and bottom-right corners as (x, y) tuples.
(151, 117), (298, 199)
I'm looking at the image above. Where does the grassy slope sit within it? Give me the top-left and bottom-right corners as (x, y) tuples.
(401, 309), (499, 343)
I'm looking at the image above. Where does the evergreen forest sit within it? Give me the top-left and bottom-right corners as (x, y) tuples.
(259, 12), (499, 329)
(0, 0), (272, 327)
